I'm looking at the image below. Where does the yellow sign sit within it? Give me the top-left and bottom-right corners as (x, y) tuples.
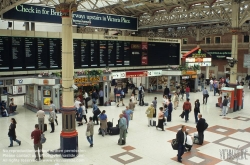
(74, 77), (100, 84)
(191, 75), (197, 78)
(182, 70), (197, 75)
(192, 53), (206, 58)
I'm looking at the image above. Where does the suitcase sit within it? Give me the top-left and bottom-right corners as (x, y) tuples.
(150, 120), (156, 126)
(118, 139), (126, 145)
(44, 124), (47, 132)
(171, 139), (178, 150)
(144, 103), (149, 106)
(193, 133), (199, 144)
(107, 119), (114, 133)
(180, 111), (185, 118)
(109, 127), (120, 135)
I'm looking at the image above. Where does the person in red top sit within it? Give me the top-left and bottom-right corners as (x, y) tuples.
(185, 86), (190, 100)
(183, 98), (192, 122)
(31, 124), (43, 161)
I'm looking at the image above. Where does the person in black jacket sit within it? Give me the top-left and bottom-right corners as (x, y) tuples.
(176, 125), (187, 163)
(8, 118), (21, 147)
(163, 86), (170, 98)
(196, 114), (205, 145)
(194, 99), (200, 123)
(167, 100), (173, 122)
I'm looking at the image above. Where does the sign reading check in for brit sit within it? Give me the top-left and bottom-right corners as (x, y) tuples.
(3, 4), (138, 31)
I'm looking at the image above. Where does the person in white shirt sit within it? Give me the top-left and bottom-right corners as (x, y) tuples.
(74, 97), (81, 110)
(36, 110), (45, 132)
(81, 103), (87, 123)
(209, 78), (213, 91)
(185, 131), (193, 152)
(83, 91), (89, 109)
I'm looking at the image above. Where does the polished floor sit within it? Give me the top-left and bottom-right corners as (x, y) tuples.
(0, 86), (250, 165)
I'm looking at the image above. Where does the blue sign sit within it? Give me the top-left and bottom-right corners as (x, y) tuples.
(3, 4), (138, 31)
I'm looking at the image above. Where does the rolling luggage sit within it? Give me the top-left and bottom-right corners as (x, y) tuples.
(180, 111), (185, 119)
(109, 127), (120, 135)
(107, 119), (114, 133)
(144, 103), (149, 106)
(44, 124), (47, 132)
(193, 133), (199, 144)
(150, 120), (156, 126)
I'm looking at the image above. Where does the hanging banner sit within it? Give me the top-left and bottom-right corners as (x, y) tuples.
(3, 4), (138, 31)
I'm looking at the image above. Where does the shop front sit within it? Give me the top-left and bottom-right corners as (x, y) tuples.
(181, 70), (201, 92)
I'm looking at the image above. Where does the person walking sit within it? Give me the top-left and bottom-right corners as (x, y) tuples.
(173, 92), (179, 110)
(167, 99), (173, 122)
(146, 103), (154, 127)
(163, 86), (170, 98)
(176, 125), (187, 163)
(49, 108), (56, 133)
(202, 87), (209, 104)
(117, 88), (125, 107)
(31, 124), (43, 161)
(196, 114), (206, 145)
(81, 102), (87, 123)
(213, 81), (218, 96)
(180, 87), (185, 101)
(124, 106), (133, 129)
(220, 96), (228, 116)
(194, 99), (200, 123)
(156, 107), (165, 131)
(152, 97), (157, 118)
(83, 90), (90, 110)
(50, 100), (58, 125)
(99, 88), (104, 106)
(36, 109), (45, 132)
(8, 118), (21, 147)
(118, 114), (127, 145)
(183, 98), (192, 123)
(77, 103), (83, 126)
(86, 117), (94, 147)
(92, 101), (100, 125)
(185, 86), (190, 100)
(128, 99), (135, 120)
(209, 78), (214, 91)
(114, 86), (118, 102)
(99, 110), (107, 136)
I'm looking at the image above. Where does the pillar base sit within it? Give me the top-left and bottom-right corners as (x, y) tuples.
(60, 133), (78, 158)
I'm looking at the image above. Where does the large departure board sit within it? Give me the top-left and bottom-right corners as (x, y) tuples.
(73, 39), (81, 68)
(0, 37), (10, 70)
(90, 40), (99, 67)
(12, 37), (24, 69)
(24, 37), (36, 69)
(108, 41), (116, 66)
(99, 40), (107, 67)
(37, 38), (48, 69)
(115, 41), (123, 66)
(80, 40), (89, 67)
(49, 38), (61, 69)
(123, 41), (130, 66)
(130, 42), (141, 66)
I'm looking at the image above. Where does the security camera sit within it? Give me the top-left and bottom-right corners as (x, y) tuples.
(72, 84), (78, 90)
(226, 57), (233, 60)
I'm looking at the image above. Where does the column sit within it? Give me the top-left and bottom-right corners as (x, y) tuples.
(24, 22), (29, 31)
(196, 27), (201, 48)
(31, 22), (35, 31)
(55, 1), (78, 158)
(230, 1), (240, 84)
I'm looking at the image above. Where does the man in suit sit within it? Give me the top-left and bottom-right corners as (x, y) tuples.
(176, 125), (187, 163)
(196, 113), (205, 145)
(163, 86), (170, 98)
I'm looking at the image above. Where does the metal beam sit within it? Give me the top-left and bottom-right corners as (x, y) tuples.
(0, 0), (29, 15)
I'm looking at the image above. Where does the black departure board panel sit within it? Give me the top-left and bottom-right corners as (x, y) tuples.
(80, 40), (89, 67)
(49, 38), (61, 69)
(0, 37), (10, 70)
(99, 40), (107, 67)
(130, 42), (141, 66)
(115, 41), (123, 66)
(73, 39), (81, 68)
(37, 38), (48, 69)
(123, 41), (130, 66)
(90, 40), (98, 67)
(24, 37), (36, 69)
(107, 41), (116, 66)
(12, 37), (24, 69)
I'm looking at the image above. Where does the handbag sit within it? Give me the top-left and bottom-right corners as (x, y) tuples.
(86, 131), (91, 136)
(145, 110), (150, 115)
(171, 139), (179, 150)
(48, 117), (53, 123)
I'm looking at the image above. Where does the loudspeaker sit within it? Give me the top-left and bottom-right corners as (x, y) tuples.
(8, 22), (12, 28)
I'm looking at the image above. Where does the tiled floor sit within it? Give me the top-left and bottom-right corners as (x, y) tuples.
(0, 86), (250, 165)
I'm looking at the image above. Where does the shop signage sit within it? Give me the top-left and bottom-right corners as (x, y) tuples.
(126, 71), (148, 78)
(3, 4), (138, 31)
(148, 38), (180, 43)
(37, 79), (55, 85)
(243, 54), (250, 68)
(182, 70), (197, 75)
(74, 77), (100, 83)
(147, 70), (162, 77)
(14, 78), (33, 85)
(111, 72), (126, 79)
(206, 50), (231, 59)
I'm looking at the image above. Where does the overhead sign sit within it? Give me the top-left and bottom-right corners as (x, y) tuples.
(3, 4), (138, 31)
(206, 50), (231, 59)
(14, 78), (33, 85)
(147, 70), (162, 77)
(243, 54), (250, 68)
(14, 78), (56, 85)
(112, 72), (126, 79)
(126, 71), (148, 78)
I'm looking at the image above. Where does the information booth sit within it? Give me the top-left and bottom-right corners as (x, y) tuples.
(221, 87), (235, 113)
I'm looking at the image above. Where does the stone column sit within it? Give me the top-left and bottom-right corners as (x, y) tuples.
(55, 1), (78, 158)
(24, 22), (29, 31)
(31, 22), (35, 31)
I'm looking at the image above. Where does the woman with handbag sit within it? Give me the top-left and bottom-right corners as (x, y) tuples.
(49, 108), (56, 133)
(145, 103), (154, 127)
(86, 117), (94, 147)
(156, 107), (165, 131)
(77, 103), (83, 126)
(8, 118), (21, 147)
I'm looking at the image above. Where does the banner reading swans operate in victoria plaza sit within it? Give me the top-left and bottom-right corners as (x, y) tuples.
(3, 4), (138, 30)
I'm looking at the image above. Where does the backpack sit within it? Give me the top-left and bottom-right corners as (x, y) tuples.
(184, 102), (191, 110)
(164, 109), (168, 117)
(204, 120), (208, 130)
(40, 134), (46, 144)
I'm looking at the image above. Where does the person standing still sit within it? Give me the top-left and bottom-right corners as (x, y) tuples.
(49, 108), (56, 133)
(176, 125), (187, 163)
(36, 109), (45, 132)
(128, 99), (135, 120)
(167, 100), (173, 122)
(185, 86), (190, 100)
(202, 87), (209, 104)
(220, 96), (228, 116)
(194, 99), (200, 123)
(50, 100), (58, 125)
(173, 92), (179, 110)
(114, 86), (118, 102)
(209, 78), (214, 91)
(146, 103), (154, 127)
(196, 114), (206, 145)
(156, 107), (165, 131)
(118, 114), (127, 145)
(86, 117), (94, 147)
(99, 89), (104, 106)
(183, 98), (192, 123)
(31, 124), (43, 161)
(152, 97), (157, 118)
